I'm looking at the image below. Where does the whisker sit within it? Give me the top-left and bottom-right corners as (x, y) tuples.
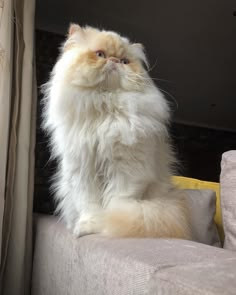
(150, 77), (173, 84)
(146, 59), (158, 73)
(126, 71), (178, 110)
(158, 87), (179, 110)
(127, 72), (172, 84)
(125, 77), (146, 89)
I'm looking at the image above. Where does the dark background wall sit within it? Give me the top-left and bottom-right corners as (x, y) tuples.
(34, 2), (236, 213)
(36, 0), (236, 131)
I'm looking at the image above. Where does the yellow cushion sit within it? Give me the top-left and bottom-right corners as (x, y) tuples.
(172, 176), (224, 241)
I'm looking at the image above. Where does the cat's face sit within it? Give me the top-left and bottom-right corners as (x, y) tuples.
(61, 24), (149, 91)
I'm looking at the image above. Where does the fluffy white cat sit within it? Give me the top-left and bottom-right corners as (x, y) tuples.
(42, 24), (191, 239)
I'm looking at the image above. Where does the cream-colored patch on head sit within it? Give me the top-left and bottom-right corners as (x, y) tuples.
(91, 32), (127, 58)
(62, 24), (149, 91)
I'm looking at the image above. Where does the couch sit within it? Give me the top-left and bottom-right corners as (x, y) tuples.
(31, 151), (236, 295)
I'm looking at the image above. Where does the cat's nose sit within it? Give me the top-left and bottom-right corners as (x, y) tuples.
(109, 57), (119, 63)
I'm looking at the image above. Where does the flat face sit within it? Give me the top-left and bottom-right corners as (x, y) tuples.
(62, 26), (148, 91)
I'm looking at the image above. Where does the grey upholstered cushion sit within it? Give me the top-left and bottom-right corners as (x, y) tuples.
(149, 259), (236, 295)
(32, 215), (236, 295)
(220, 150), (236, 251)
(184, 189), (221, 247)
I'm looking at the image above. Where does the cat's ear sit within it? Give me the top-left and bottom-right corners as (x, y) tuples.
(131, 43), (149, 69)
(132, 43), (143, 49)
(68, 23), (83, 36)
(63, 23), (85, 51)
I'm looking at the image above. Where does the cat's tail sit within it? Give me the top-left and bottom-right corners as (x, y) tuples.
(102, 190), (191, 239)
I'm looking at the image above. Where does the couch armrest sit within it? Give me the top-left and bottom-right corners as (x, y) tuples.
(220, 150), (236, 251)
(32, 214), (236, 295)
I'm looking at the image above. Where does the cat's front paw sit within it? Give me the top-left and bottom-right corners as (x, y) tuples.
(73, 215), (102, 237)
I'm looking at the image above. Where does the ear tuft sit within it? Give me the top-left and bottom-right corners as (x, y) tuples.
(131, 43), (149, 69)
(68, 23), (82, 36)
(132, 43), (144, 49)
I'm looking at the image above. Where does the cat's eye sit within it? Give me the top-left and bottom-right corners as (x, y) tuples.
(96, 50), (106, 58)
(120, 58), (130, 65)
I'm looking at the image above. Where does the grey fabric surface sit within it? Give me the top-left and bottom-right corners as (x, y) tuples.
(184, 189), (221, 247)
(149, 259), (236, 295)
(220, 150), (236, 251)
(32, 215), (236, 295)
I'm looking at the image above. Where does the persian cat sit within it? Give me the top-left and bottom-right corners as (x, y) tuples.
(43, 24), (191, 239)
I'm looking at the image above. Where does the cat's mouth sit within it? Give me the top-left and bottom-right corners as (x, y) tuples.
(102, 62), (121, 89)
(105, 60), (119, 73)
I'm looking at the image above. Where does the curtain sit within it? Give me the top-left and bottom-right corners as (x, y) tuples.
(0, 0), (36, 294)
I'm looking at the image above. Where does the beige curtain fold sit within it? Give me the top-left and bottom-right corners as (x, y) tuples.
(0, 0), (13, 262)
(0, 0), (36, 294)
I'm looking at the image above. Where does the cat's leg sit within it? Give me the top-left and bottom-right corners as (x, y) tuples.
(102, 167), (190, 239)
(54, 173), (80, 230)
(73, 202), (104, 237)
(74, 209), (104, 237)
(97, 139), (190, 238)
(61, 198), (78, 231)
(58, 156), (104, 236)
(72, 176), (104, 237)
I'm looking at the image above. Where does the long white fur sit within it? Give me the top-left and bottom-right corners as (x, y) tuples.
(42, 25), (190, 238)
